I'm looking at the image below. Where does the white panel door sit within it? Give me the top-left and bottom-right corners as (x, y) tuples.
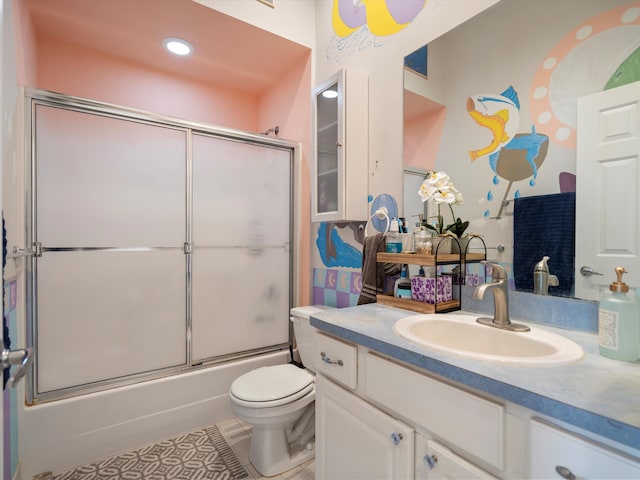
(576, 81), (640, 300)
(191, 134), (291, 362)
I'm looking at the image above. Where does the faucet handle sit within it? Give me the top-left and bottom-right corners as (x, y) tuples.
(481, 260), (508, 281)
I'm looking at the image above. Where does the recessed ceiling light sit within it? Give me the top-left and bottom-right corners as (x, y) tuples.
(163, 37), (193, 56)
(322, 89), (338, 99)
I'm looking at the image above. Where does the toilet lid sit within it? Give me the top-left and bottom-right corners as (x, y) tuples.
(230, 364), (314, 405)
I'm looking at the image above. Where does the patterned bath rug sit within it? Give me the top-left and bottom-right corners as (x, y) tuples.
(50, 425), (249, 480)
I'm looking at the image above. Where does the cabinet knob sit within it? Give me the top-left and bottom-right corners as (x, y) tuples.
(390, 432), (403, 446)
(320, 351), (343, 366)
(424, 454), (438, 469)
(336, 142), (343, 148)
(555, 466), (576, 480)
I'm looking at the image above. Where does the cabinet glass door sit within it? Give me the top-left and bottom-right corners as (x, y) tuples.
(315, 79), (340, 216)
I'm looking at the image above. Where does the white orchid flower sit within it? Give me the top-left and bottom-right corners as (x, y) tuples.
(417, 171), (468, 237)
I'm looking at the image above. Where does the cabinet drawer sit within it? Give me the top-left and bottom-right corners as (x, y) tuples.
(314, 332), (357, 389)
(365, 353), (504, 470)
(530, 418), (640, 479)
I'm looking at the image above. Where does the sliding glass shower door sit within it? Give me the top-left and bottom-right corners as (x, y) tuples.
(33, 105), (188, 395)
(27, 91), (294, 401)
(191, 134), (291, 362)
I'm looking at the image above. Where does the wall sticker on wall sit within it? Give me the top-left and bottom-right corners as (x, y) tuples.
(467, 86), (549, 219)
(316, 222), (364, 268)
(530, 2), (640, 150)
(327, 0), (427, 61)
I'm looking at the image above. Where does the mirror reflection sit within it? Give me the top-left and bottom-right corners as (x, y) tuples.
(316, 81), (340, 214)
(402, 0), (640, 300)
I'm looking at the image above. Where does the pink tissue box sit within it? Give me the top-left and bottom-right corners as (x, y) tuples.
(410, 275), (453, 304)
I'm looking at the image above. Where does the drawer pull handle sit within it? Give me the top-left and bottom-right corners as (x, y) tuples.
(320, 351), (343, 366)
(390, 432), (403, 446)
(555, 466), (576, 480)
(424, 454), (438, 469)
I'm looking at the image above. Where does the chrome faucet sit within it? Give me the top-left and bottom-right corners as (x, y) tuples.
(474, 261), (530, 332)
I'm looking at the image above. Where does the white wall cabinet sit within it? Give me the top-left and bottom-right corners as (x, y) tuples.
(312, 69), (368, 222)
(316, 374), (414, 479)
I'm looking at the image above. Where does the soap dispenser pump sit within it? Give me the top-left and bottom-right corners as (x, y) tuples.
(598, 267), (640, 361)
(533, 256), (550, 293)
(533, 256), (559, 295)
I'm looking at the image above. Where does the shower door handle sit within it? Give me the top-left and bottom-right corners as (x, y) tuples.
(1, 347), (34, 388)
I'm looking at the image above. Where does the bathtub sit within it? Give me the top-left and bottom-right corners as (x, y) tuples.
(18, 350), (288, 478)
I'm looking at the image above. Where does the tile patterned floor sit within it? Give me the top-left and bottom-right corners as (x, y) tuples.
(46, 418), (314, 480)
(217, 418), (315, 480)
(49, 424), (249, 480)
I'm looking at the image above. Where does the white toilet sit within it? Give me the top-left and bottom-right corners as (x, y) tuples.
(229, 306), (328, 477)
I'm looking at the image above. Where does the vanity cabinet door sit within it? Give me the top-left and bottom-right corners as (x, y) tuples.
(311, 69), (368, 222)
(530, 419), (640, 479)
(316, 374), (413, 479)
(415, 435), (498, 480)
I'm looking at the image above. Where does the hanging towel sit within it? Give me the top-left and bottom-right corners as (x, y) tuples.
(513, 192), (575, 296)
(3, 215), (10, 389)
(358, 234), (401, 305)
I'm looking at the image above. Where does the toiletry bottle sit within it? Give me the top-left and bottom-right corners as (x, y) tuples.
(598, 267), (640, 362)
(394, 265), (412, 298)
(385, 218), (403, 253)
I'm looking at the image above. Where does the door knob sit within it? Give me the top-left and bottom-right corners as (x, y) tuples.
(1, 347), (33, 388)
(580, 266), (603, 277)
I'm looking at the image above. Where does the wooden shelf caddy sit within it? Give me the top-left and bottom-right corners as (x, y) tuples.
(375, 249), (486, 314)
(376, 295), (460, 314)
(376, 252), (485, 264)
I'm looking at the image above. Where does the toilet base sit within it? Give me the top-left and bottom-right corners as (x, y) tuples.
(250, 434), (314, 477)
(247, 402), (316, 477)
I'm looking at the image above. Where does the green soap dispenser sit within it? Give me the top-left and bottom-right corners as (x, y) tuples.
(598, 267), (640, 361)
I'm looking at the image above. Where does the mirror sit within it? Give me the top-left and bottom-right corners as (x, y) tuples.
(402, 0), (640, 299)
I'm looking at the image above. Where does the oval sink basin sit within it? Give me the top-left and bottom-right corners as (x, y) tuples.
(393, 314), (583, 366)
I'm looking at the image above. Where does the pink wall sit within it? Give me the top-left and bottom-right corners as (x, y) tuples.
(13, 0), (38, 87)
(258, 53), (312, 304)
(404, 106), (446, 171)
(36, 39), (260, 131)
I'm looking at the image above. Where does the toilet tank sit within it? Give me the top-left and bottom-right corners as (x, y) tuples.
(290, 305), (333, 372)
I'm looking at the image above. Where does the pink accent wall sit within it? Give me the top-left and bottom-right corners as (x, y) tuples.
(404, 106), (447, 171)
(258, 53), (312, 304)
(36, 39), (260, 131)
(13, 0), (38, 87)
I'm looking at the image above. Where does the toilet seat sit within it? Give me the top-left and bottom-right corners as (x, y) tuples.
(230, 364), (314, 408)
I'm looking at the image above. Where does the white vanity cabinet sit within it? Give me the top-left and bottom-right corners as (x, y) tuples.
(314, 331), (503, 479)
(530, 418), (640, 479)
(316, 374), (414, 479)
(311, 69), (368, 222)
(312, 317), (640, 480)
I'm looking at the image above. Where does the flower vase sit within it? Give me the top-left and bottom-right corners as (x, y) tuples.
(451, 237), (470, 255)
(431, 236), (452, 255)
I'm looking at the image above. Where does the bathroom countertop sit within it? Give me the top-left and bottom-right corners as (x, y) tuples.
(310, 303), (640, 452)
